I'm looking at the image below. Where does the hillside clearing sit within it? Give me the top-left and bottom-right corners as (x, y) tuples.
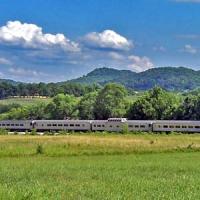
(0, 97), (51, 106)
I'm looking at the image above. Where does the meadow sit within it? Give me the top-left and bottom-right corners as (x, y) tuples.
(0, 133), (200, 199)
(0, 97), (51, 106)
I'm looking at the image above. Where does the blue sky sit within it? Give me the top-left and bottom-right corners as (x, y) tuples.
(0, 0), (200, 82)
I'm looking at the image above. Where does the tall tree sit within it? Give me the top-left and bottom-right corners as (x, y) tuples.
(78, 92), (97, 119)
(127, 87), (180, 120)
(93, 83), (127, 119)
(175, 95), (200, 120)
(46, 94), (78, 119)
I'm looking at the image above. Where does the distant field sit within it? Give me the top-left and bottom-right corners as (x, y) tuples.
(0, 97), (52, 106)
(0, 134), (200, 199)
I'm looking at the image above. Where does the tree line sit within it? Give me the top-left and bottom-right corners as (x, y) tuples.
(0, 82), (100, 99)
(1, 83), (200, 120)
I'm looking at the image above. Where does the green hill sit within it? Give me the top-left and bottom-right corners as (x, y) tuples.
(69, 68), (136, 84)
(0, 79), (19, 85)
(70, 67), (200, 91)
(1, 67), (200, 93)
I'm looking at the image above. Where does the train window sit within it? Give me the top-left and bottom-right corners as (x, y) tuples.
(188, 126), (193, 128)
(47, 124), (52, 127)
(15, 124), (19, 126)
(75, 124), (80, 127)
(102, 125), (105, 127)
(20, 124), (24, 126)
(110, 125), (112, 128)
(82, 124), (85, 127)
(169, 126), (174, 128)
(135, 125), (139, 128)
(158, 125), (161, 128)
(195, 126), (200, 129)
(163, 125), (168, 128)
(129, 125), (133, 128)
(70, 124), (74, 127)
(0, 124), (1, 126)
(140, 125), (145, 128)
(2, 124), (5, 126)
(182, 126), (187, 129)
(149, 124), (152, 127)
(116, 125), (119, 128)
(64, 124), (68, 127)
(97, 125), (101, 127)
(11, 124), (14, 126)
(94, 125), (96, 127)
(58, 124), (63, 127)
(175, 126), (180, 128)
(6, 124), (10, 126)
(53, 124), (57, 127)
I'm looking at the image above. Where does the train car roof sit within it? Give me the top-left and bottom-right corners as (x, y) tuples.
(0, 120), (32, 122)
(153, 120), (200, 124)
(127, 120), (155, 123)
(33, 120), (92, 122)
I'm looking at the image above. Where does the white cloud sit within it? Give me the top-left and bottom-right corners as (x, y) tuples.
(128, 55), (154, 72)
(0, 57), (12, 65)
(182, 44), (197, 54)
(0, 21), (154, 81)
(0, 21), (80, 52)
(83, 30), (133, 51)
(8, 67), (45, 77)
(108, 52), (125, 60)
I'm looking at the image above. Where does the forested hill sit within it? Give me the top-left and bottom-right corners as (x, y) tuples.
(70, 67), (200, 91)
(0, 79), (18, 85)
(70, 68), (137, 84)
(1, 67), (200, 98)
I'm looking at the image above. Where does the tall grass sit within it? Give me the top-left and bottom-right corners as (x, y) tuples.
(0, 134), (199, 157)
(0, 135), (199, 199)
(0, 129), (8, 135)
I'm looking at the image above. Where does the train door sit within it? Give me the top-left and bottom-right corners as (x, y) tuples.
(30, 121), (37, 130)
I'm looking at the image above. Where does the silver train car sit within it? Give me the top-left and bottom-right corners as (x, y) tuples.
(0, 118), (200, 133)
(152, 120), (200, 133)
(32, 120), (91, 131)
(0, 120), (32, 131)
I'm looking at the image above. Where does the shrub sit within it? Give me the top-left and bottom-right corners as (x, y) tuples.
(121, 124), (129, 134)
(36, 144), (43, 154)
(0, 129), (8, 135)
(30, 129), (37, 135)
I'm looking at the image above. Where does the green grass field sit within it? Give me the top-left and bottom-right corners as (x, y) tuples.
(0, 134), (200, 199)
(0, 97), (51, 106)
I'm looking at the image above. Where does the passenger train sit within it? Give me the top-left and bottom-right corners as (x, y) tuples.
(0, 118), (200, 133)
